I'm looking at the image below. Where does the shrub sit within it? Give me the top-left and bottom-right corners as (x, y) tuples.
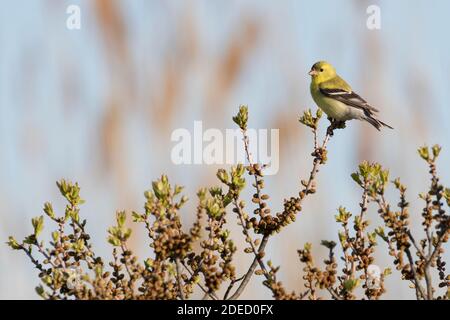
(7, 106), (449, 300)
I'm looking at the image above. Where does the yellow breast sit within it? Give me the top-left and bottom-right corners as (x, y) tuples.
(310, 83), (350, 120)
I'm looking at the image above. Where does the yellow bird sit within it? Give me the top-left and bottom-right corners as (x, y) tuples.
(309, 61), (393, 131)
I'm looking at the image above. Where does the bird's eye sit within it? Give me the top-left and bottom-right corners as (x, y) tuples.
(320, 68), (324, 72)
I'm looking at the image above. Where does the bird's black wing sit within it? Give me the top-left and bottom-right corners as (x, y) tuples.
(319, 88), (379, 115)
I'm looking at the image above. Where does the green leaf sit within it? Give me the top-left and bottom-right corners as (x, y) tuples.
(375, 227), (388, 242)
(335, 206), (351, 223)
(417, 146), (429, 161)
(338, 231), (346, 246)
(216, 169), (229, 184)
(51, 231), (59, 243)
(35, 285), (46, 298)
(351, 173), (362, 186)
(152, 175), (170, 200)
(72, 239), (85, 252)
(358, 161), (370, 179)
(368, 232), (377, 245)
(56, 179), (84, 206)
(343, 278), (359, 292)
(232, 163), (245, 178)
(432, 144), (441, 159)
(380, 169), (389, 187)
(206, 199), (223, 219)
(94, 265), (103, 278)
(197, 188), (207, 200)
(24, 234), (37, 245)
(303, 242), (312, 252)
(32, 216), (44, 237)
(56, 179), (69, 197)
(41, 275), (53, 286)
(116, 211), (127, 228)
(444, 188), (450, 206)
(223, 192), (233, 207)
(316, 108), (323, 119)
(123, 228), (132, 241)
(232, 105), (249, 130)
(209, 186), (223, 197)
(320, 240), (336, 250)
(70, 209), (80, 223)
(7, 236), (21, 250)
(43, 202), (54, 219)
(107, 236), (121, 247)
(144, 258), (154, 269)
(132, 211), (145, 223)
(144, 190), (154, 201)
(174, 184), (184, 196)
(298, 109), (321, 129)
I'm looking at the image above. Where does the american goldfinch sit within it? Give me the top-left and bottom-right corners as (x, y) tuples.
(309, 61), (392, 131)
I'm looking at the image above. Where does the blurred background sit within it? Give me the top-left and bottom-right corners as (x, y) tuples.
(1, 0), (449, 299)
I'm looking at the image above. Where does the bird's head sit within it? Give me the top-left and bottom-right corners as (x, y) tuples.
(308, 61), (336, 82)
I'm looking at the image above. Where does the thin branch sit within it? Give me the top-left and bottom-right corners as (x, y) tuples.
(229, 121), (338, 300)
(175, 258), (186, 300)
(119, 243), (135, 292)
(34, 241), (58, 269)
(228, 235), (269, 300)
(376, 195), (427, 299)
(327, 287), (343, 300)
(424, 265), (433, 300)
(180, 261), (219, 300)
(404, 247), (427, 300)
(428, 230), (447, 265)
(227, 126), (274, 300)
(406, 230), (425, 259)
(223, 274), (245, 300)
(299, 289), (311, 300)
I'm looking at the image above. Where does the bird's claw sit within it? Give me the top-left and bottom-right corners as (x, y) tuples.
(326, 126), (334, 137)
(326, 119), (346, 137)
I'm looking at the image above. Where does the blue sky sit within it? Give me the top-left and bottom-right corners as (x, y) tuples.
(1, 0), (449, 299)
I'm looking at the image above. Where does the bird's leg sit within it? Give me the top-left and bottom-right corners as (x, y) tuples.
(326, 124), (334, 137)
(335, 120), (346, 129)
(326, 118), (336, 137)
(326, 118), (346, 137)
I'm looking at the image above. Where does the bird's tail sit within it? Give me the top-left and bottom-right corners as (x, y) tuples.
(364, 115), (393, 131)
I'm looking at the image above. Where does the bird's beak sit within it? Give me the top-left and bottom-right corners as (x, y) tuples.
(308, 69), (318, 76)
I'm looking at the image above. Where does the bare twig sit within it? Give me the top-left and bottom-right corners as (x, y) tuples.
(327, 287), (343, 300)
(223, 274), (245, 300)
(229, 120), (338, 300)
(406, 230), (425, 259)
(404, 248), (427, 299)
(228, 235), (269, 300)
(175, 258), (185, 300)
(180, 261), (219, 300)
(376, 195), (427, 300)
